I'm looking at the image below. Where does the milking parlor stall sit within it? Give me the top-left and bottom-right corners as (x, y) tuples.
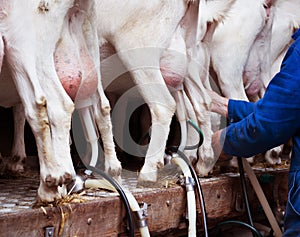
(0, 0), (297, 236)
(0, 107), (290, 237)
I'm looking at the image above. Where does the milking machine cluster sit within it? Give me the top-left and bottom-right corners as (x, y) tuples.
(69, 98), (279, 237)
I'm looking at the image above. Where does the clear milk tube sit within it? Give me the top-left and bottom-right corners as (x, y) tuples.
(74, 48), (100, 170)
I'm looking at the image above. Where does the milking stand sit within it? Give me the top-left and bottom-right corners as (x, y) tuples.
(69, 88), (283, 237)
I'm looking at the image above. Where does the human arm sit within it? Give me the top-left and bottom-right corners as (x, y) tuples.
(216, 42), (300, 158)
(206, 90), (229, 117)
(207, 89), (255, 122)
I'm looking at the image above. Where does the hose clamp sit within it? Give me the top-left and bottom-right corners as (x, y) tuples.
(179, 175), (195, 192)
(185, 176), (195, 192)
(134, 202), (149, 228)
(84, 169), (93, 176)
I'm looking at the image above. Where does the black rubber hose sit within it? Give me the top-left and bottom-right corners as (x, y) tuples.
(208, 157), (264, 237)
(211, 220), (263, 237)
(85, 165), (135, 237)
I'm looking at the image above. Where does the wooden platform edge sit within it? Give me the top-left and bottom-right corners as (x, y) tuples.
(0, 169), (288, 237)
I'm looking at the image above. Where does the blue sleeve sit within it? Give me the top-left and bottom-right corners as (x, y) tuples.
(221, 42), (300, 157)
(228, 100), (255, 123)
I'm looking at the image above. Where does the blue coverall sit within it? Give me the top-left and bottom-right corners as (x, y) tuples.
(220, 28), (300, 236)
